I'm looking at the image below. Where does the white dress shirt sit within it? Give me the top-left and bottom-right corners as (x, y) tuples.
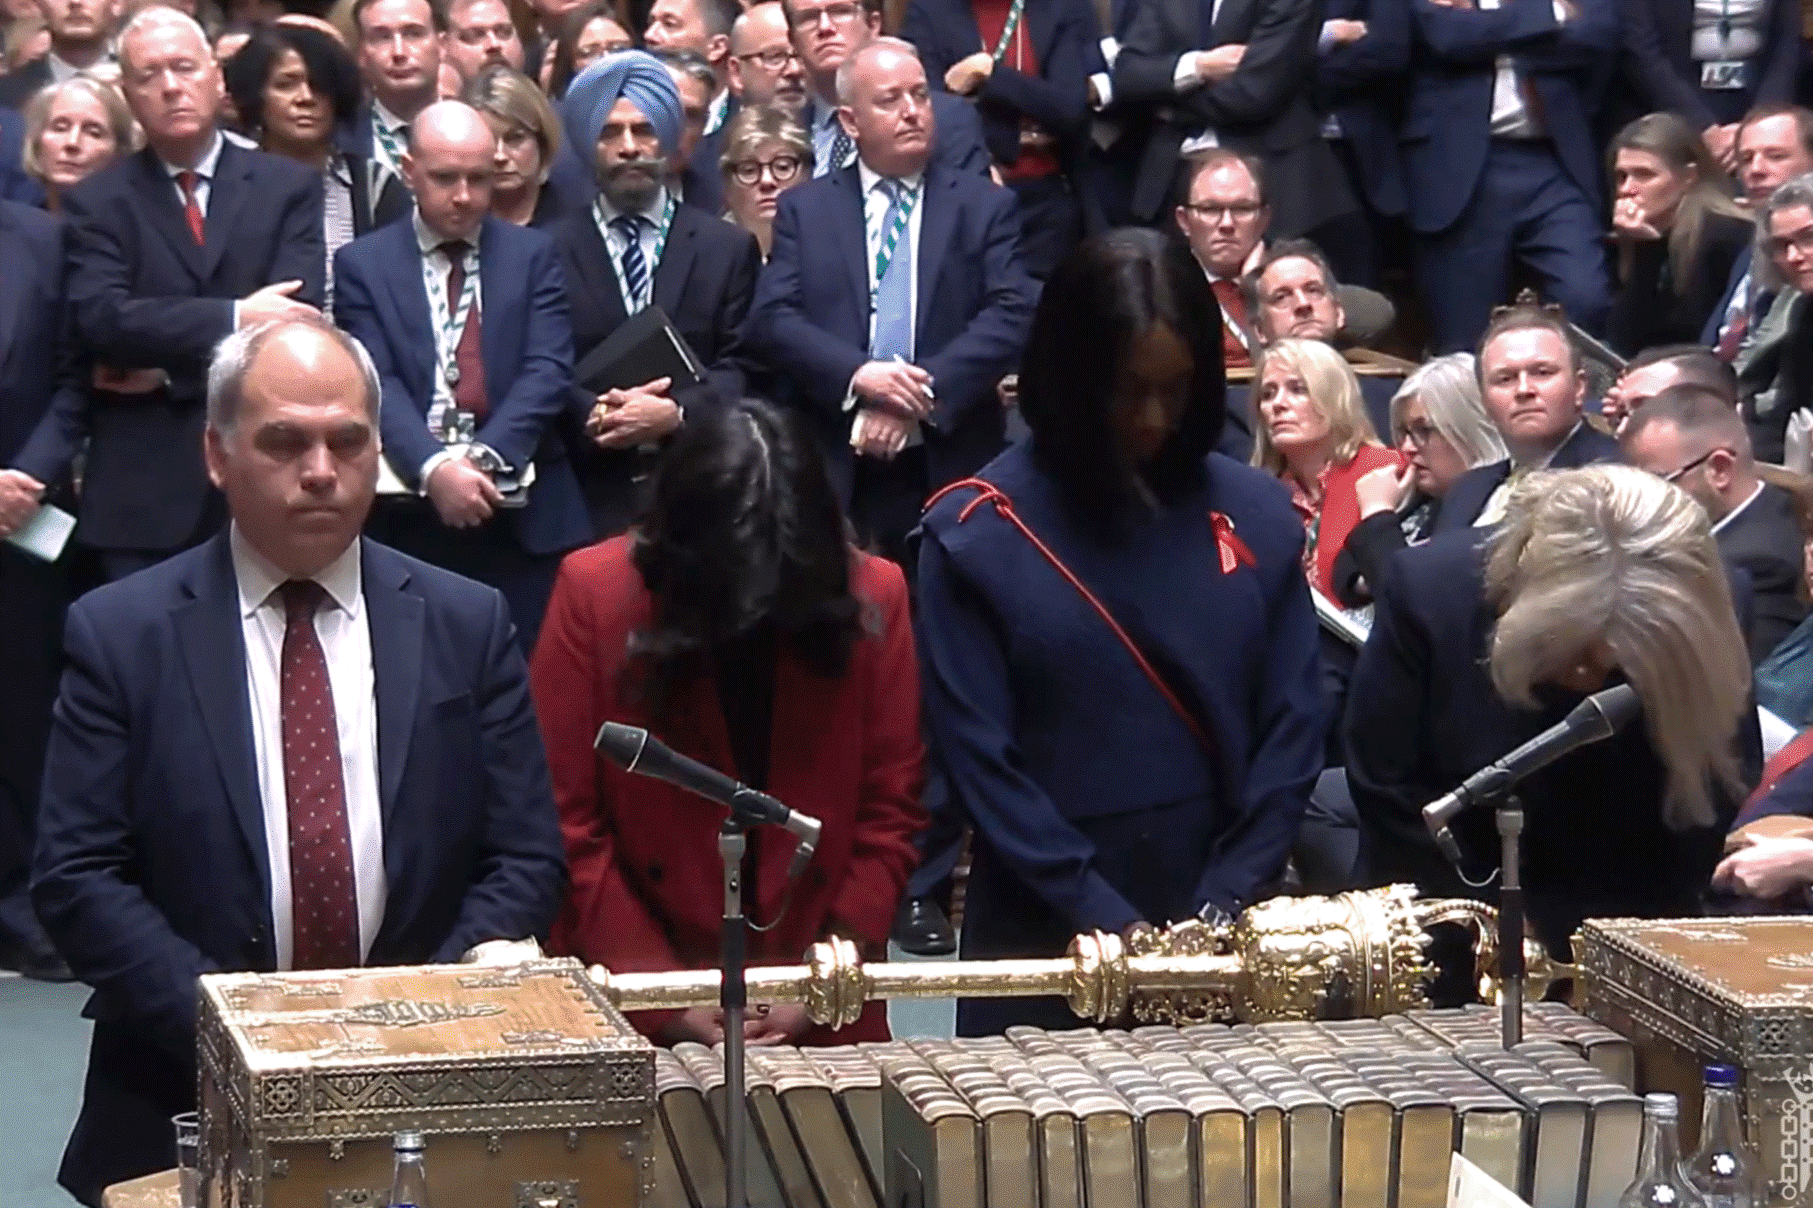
(231, 527), (386, 971)
(850, 162), (927, 447)
(1171, 0), (1229, 152)
(159, 130), (225, 216)
(595, 185), (670, 315)
(1479, 0), (1570, 138)
(411, 211), (485, 487)
(1712, 481), (1766, 535)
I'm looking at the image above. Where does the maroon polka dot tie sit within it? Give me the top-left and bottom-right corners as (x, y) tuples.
(279, 580), (361, 971)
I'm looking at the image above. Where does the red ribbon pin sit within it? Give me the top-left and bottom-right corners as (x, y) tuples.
(1210, 511), (1257, 575)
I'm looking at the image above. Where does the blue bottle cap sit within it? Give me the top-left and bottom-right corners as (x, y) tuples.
(1704, 1064), (1739, 1088)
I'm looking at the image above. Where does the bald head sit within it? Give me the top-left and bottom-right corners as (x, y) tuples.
(728, 2), (804, 110)
(836, 37), (930, 177)
(404, 100), (497, 240)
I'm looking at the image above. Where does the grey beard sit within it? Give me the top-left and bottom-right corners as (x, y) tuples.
(598, 159), (665, 212)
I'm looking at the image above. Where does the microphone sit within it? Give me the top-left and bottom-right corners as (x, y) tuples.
(594, 722), (823, 877)
(1422, 683), (1642, 865)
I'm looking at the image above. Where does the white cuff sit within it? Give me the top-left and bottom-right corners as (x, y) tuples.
(1089, 71), (1114, 109)
(1318, 19), (1339, 51)
(1100, 35), (1121, 66)
(1551, 0), (1567, 18)
(1173, 53), (1203, 91)
(418, 449), (456, 495)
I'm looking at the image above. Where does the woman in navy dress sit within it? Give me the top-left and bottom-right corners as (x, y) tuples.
(915, 229), (1327, 1037)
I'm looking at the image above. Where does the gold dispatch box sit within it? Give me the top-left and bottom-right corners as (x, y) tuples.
(1577, 916), (1813, 1208)
(195, 960), (656, 1208)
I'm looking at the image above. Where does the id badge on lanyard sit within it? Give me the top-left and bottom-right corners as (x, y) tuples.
(1701, 59), (1748, 89)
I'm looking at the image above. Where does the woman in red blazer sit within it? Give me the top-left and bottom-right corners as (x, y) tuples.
(530, 400), (926, 1047)
(1250, 338), (1404, 600)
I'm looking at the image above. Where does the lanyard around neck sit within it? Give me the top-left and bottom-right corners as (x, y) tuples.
(989, 0), (1027, 62)
(600, 193), (677, 313)
(872, 182), (919, 301)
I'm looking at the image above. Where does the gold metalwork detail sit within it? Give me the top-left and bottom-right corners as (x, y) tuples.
(232, 1000), (508, 1030)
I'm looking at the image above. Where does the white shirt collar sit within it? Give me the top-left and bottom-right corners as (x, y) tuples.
(230, 525), (363, 621)
(372, 98), (410, 136)
(1713, 480), (1767, 535)
(160, 130), (224, 182)
(413, 210), (483, 256)
(857, 160), (924, 199)
(1513, 420), (1582, 472)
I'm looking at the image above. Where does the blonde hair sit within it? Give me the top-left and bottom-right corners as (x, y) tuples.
(461, 65), (561, 180)
(1486, 464), (1750, 831)
(719, 103), (812, 178)
(1249, 337), (1380, 476)
(21, 74), (141, 184)
(1390, 352), (1506, 470)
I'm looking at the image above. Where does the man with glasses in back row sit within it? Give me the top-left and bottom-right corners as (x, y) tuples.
(781, 0), (990, 179)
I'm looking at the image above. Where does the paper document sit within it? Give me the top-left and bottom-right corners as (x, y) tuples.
(1448, 1152), (1533, 1208)
(5, 503), (74, 562)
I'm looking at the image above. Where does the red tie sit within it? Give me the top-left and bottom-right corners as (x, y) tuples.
(279, 580), (361, 971)
(1211, 278), (1252, 369)
(1747, 726), (1813, 814)
(176, 170), (205, 245)
(441, 242), (489, 419)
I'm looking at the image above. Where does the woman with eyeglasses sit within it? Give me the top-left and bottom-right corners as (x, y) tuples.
(1331, 353), (1507, 607)
(719, 103), (811, 258)
(464, 65), (571, 228)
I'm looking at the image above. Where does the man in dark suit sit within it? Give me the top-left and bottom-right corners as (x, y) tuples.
(350, 0), (446, 229)
(1401, 0), (1617, 352)
(32, 317), (567, 1206)
(555, 50), (761, 536)
(745, 36), (1036, 565)
(655, 46), (728, 213)
(780, 0), (991, 180)
(904, 0), (1096, 278)
(335, 101), (588, 651)
(644, 0), (739, 130)
(728, 0), (808, 118)
(1110, 0), (1358, 242)
(32, 6), (323, 582)
(1434, 302), (1621, 533)
(1620, 0), (1798, 151)
(0, 0), (117, 111)
(0, 201), (81, 983)
(1704, 107), (1813, 361)
(1624, 386), (1808, 663)
(1312, 0), (1408, 289)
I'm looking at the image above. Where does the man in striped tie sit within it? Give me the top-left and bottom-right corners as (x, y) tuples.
(745, 36), (1036, 568)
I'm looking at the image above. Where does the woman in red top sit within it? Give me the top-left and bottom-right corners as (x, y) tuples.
(1250, 337), (1402, 600)
(530, 399), (926, 1047)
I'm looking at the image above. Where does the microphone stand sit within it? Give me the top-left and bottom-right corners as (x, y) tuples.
(1496, 797), (1525, 1050)
(718, 817), (750, 1208)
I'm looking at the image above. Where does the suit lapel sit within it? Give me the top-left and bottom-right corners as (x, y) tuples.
(174, 534), (271, 906)
(651, 205), (698, 318)
(834, 168), (870, 331)
(1029, 0), (1063, 64)
(1210, 0), (1252, 42)
(0, 210), (31, 376)
(361, 540), (424, 838)
(914, 169), (956, 338)
(382, 222), (437, 393)
(200, 141), (250, 282)
(567, 212), (629, 333)
(130, 148), (205, 282)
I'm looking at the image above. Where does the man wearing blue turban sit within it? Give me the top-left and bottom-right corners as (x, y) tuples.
(549, 49), (765, 536)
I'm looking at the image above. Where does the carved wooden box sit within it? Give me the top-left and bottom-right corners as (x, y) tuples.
(195, 960), (656, 1208)
(1577, 916), (1813, 1208)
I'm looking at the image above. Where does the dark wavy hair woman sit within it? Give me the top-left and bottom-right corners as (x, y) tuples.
(530, 398), (925, 1049)
(914, 228), (1326, 1036)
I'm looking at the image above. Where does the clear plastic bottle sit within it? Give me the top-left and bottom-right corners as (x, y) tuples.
(1621, 1093), (1703, 1208)
(1687, 1065), (1762, 1208)
(389, 1131), (431, 1208)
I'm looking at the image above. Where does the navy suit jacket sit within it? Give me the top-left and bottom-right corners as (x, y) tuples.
(333, 214), (590, 557)
(1432, 421), (1623, 534)
(904, 0), (1097, 166)
(552, 201), (761, 534)
(42, 141), (323, 553)
(745, 162), (1037, 498)
(1346, 528), (1758, 956)
(1317, 0), (1411, 217)
(1620, 0), (1798, 130)
(345, 107), (414, 229)
(31, 534), (567, 1204)
(1400, 0), (1619, 235)
(0, 202), (81, 472)
(1112, 0), (1357, 231)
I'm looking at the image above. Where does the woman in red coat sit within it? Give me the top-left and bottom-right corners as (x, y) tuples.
(1249, 337), (1404, 600)
(530, 400), (926, 1047)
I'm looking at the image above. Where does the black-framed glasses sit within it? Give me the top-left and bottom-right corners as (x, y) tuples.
(1180, 201), (1262, 221)
(1396, 420), (1439, 449)
(788, 1), (861, 29)
(730, 155), (803, 185)
(736, 46), (798, 69)
(1664, 447), (1730, 482)
(1766, 227), (1813, 259)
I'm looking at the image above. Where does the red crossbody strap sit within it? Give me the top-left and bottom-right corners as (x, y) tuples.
(926, 477), (1217, 758)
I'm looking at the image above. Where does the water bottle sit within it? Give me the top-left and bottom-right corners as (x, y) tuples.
(1620, 1093), (1703, 1208)
(389, 1131), (431, 1208)
(1687, 1065), (1763, 1208)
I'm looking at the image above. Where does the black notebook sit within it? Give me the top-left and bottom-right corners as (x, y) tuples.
(575, 305), (707, 394)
